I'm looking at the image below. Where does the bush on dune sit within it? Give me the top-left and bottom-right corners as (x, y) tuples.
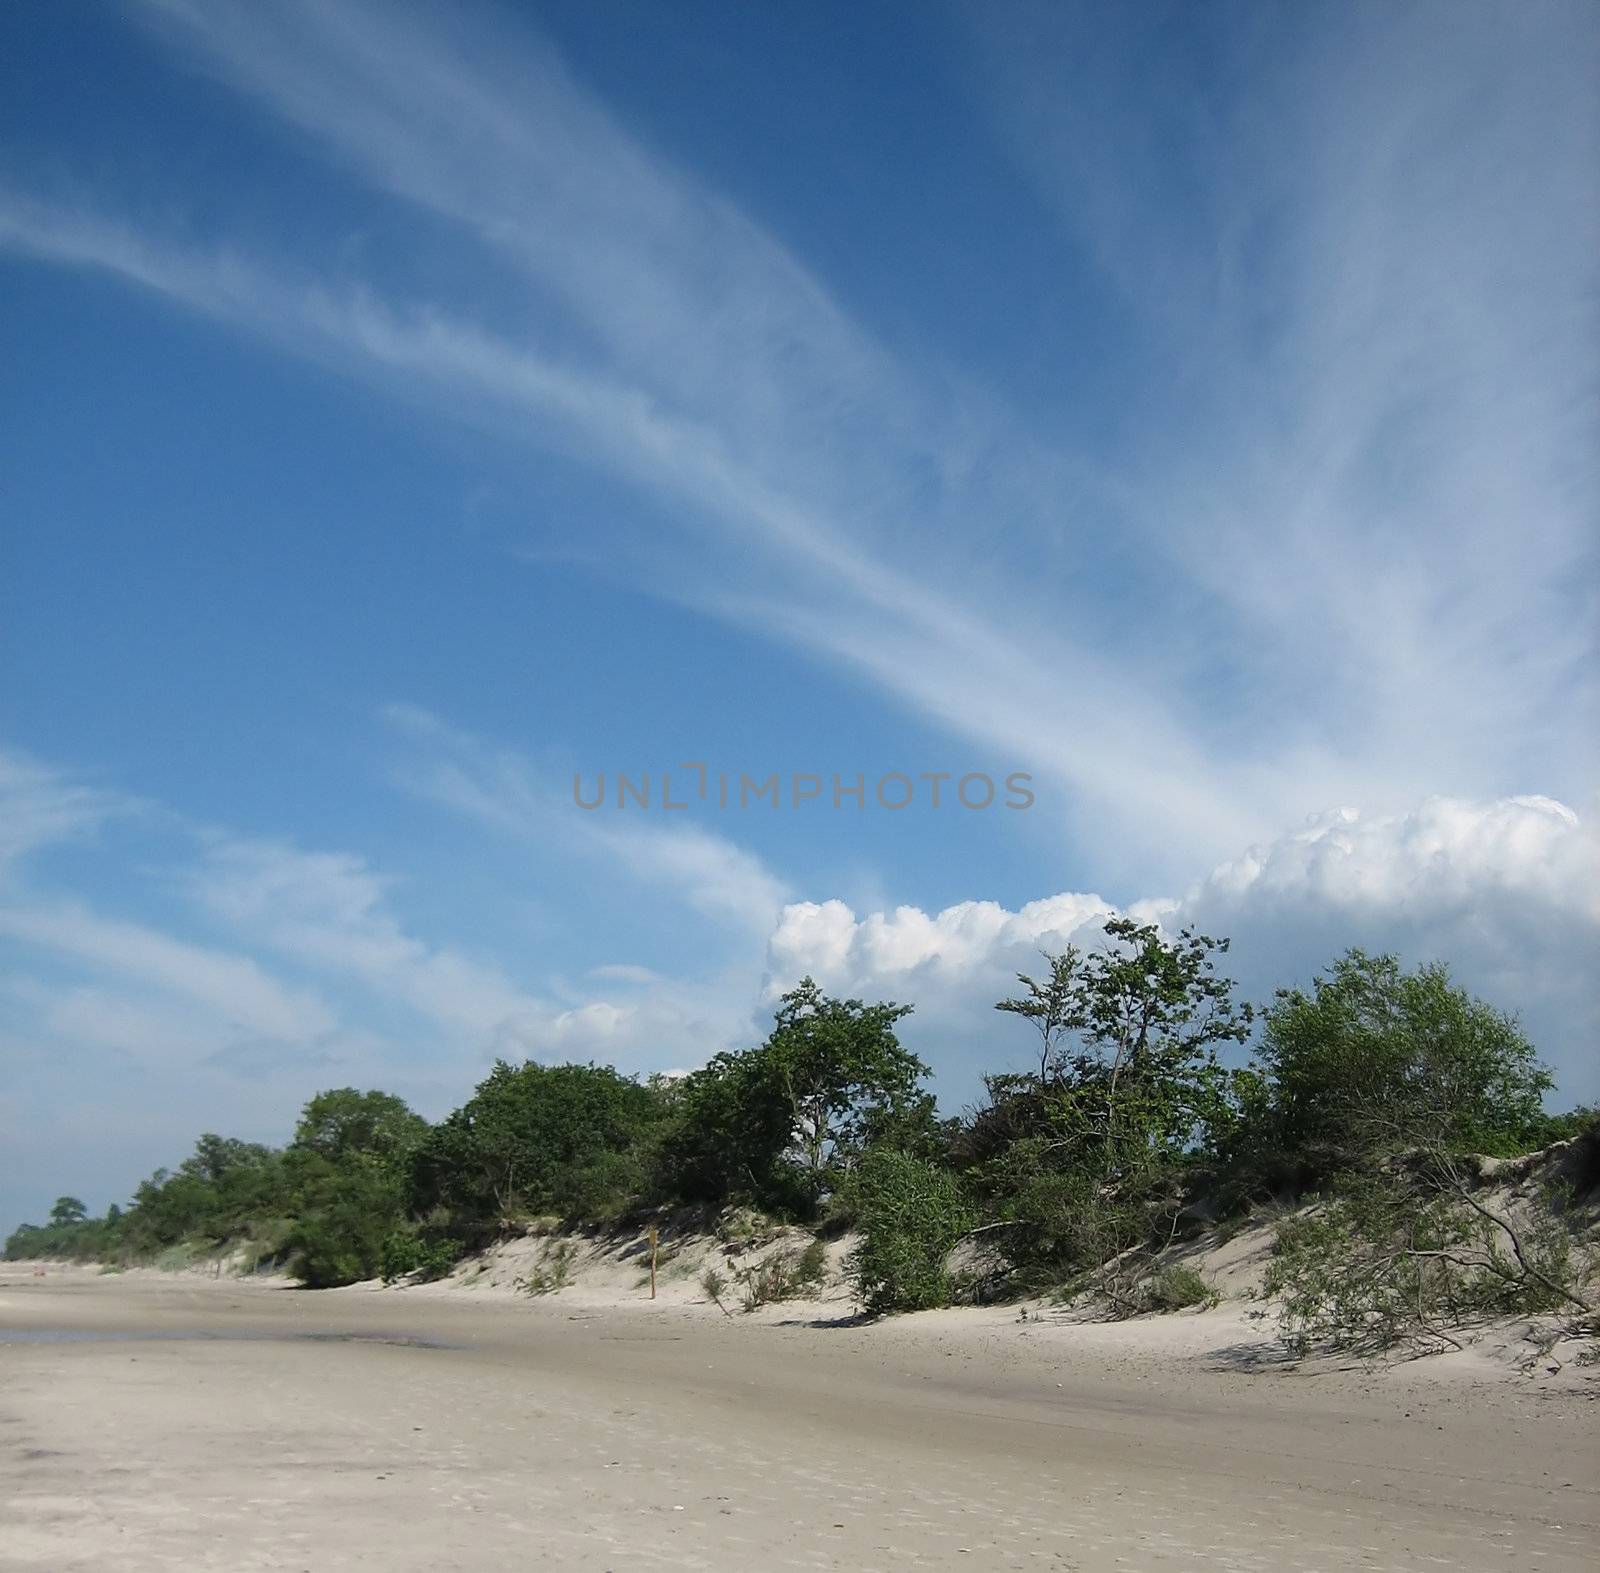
(846, 1149), (974, 1314)
(11, 934), (1593, 1365)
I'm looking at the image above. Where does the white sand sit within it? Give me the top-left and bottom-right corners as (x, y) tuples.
(1, 1261), (1594, 1570)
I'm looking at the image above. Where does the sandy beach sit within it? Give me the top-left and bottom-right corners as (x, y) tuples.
(1, 1264), (1594, 1571)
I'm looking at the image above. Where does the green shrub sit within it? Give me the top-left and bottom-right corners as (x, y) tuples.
(287, 1220), (382, 1289)
(551, 1150), (650, 1223)
(795, 1237), (828, 1286)
(1530, 1105), (1599, 1148)
(1256, 952), (1554, 1176)
(230, 1219), (295, 1276)
(846, 1150), (974, 1314)
(1264, 1170), (1591, 1356)
(714, 1207), (784, 1250)
(380, 1231), (463, 1284)
(999, 1167), (1153, 1287)
(284, 1154), (409, 1288)
(1142, 1264), (1216, 1312)
(735, 1238), (829, 1310)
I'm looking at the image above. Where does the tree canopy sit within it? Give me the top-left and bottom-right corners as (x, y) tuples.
(1257, 949), (1553, 1169)
(658, 978), (930, 1215)
(407, 1060), (662, 1234)
(292, 1089), (429, 1164)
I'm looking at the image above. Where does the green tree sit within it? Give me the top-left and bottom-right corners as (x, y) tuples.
(1257, 950), (1553, 1170)
(180, 1135), (274, 1185)
(996, 948), (1084, 1087)
(980, 919), (1252, 1289)
(4, 1223), (43, 1259)
(292, 1088), (428, 1164)
(659, 980), (931, 1216)
(275, 1090), (430, 1285)
(997, 919), (1253, 1177)
(652, 1050), (800, 1211)
(409, 1061), (662, 1235)
(49, 1196), (88, 1227)
(1069, 918), (1252, 1143)
(762, 978), (927, 1195)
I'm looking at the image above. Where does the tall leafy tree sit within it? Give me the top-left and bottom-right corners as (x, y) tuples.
(1258, 950), (1552, 1167)
(993, 919), (1253, 1172)
(660, 979), (932, 1215)
(980, 919), (1253, 1285)
(996, 949), (1084, 1088)
(292, 1089), (428, 1165)
(409, 1062), (661, 1233)
(762, 978), (928, 1194)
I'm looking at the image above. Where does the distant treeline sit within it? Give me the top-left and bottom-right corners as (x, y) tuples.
(9, 923), (1593, 1321)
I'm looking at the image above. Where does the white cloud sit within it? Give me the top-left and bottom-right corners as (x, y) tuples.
(0, 739), (766, 1177)
(766, 892), (1115, 997)
(764, 795), (1600, 1102)
(383, 704), (791, 934)
(3, 0), (1533, 880)
(967, 1), (1599, 818)
(188, 835), (545, 1040)
(1188, 796), (1597, 924)
(588, 964), (667, 987)
(1180, 795), (1600, 1101)
(185, 821), (771, 1074)
(0, 746), (773, 1231)
(0, 900), (336, 1044)
(38, 986), (237, 1066)
(0, 749), (132, 880)
(0, 738), (767, 1098)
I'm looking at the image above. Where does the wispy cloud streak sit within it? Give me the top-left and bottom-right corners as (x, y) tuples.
(1, 0), (1591, 886)
(382, 705), (792, 934)
(967, 0), (1599, 800)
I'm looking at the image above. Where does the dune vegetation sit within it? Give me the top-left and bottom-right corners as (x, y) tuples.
(9, 921), (1595, 1357)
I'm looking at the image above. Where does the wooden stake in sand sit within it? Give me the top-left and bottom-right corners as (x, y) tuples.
(649, 1225), (658, 1300)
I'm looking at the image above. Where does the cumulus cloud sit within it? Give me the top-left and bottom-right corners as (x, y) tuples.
(764, 795), (1600, 1102)
(767, 892), (1116, 997)
(1181, 796), (1600, 1100)
(1190, 797), (1595, 920)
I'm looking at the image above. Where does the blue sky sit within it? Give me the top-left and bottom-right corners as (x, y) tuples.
(2, 1), (1596, 1232)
